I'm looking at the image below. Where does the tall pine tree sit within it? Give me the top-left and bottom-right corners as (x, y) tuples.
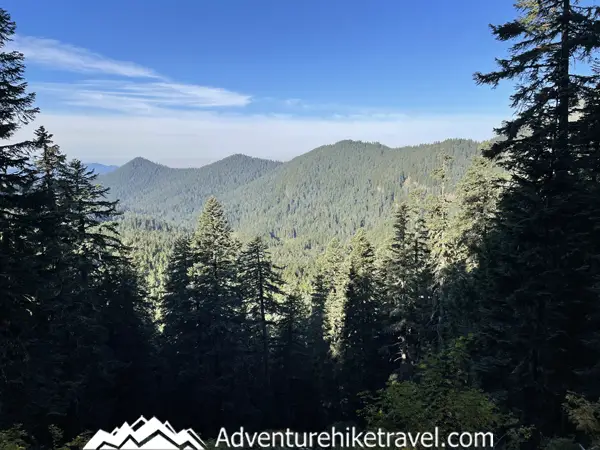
(272, 289), (310, 430)
(237, 236), (282, 426)
(473, 0), (600, 437)
(0, 8), (39, 428)
(338, 229), (388, 419)
(238, 237), (282, 388)
(306, 272), (336, 428)
(162, 197), (246, 434)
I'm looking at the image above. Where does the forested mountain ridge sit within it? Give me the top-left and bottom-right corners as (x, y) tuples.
(223, 138), (483, 244)
(105, 138), (486, 295)
(106, 138), (485, 293)
(101, 138), (484, 243)
(98, 154), (282, 221)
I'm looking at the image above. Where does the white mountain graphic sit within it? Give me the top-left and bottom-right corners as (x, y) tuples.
(83, 416), (206, 449)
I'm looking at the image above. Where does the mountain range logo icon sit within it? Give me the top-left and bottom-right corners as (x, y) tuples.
(83, 416), (206, 449)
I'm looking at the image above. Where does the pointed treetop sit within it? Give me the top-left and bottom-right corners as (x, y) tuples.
(0, 8), (39, 140)
(350, 228), (370, 249)
(34, 126), (53, 144)
(195, 197), (231, 234)
(349, 228), (375, 271)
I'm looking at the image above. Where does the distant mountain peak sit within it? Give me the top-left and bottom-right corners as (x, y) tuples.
(123, 157), (168, 170)
(129, 156), (159, 165)
(97, 152), (283, 223)
(221, 153), (256, 162)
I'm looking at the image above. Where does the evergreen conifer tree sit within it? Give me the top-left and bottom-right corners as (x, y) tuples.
(473, 0), (600, 436)
(338, 229), (388, 418)
(306, 272), (336, 427)
(162, 197), (245, 434)
(238, 237), (282, 388)
(272, 290), (309, 430)
(0, 8), (39, 427)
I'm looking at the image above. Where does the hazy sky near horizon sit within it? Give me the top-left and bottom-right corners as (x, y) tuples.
(5, 0), (516, 167)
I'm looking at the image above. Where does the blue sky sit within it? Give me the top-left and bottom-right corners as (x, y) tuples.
(5, 0), (516, 166)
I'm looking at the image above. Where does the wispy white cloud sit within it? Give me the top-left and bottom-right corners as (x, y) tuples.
(7, 34), (505, 166)
(10, 35), (161, 78)
(34, 80), (252, 113)
(10, 35), (252, 111)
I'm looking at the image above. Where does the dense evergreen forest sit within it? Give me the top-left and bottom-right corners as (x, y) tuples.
(3, 0), (600, 448)
(103, 139), (491, 300)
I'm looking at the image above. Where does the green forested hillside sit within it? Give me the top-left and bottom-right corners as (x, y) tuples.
(223, 138), (482, 244)
(113, 139), (484, 295)
(103, 139), (483, 243)
(118, 215), (189, 302)
(99, 154), (282, 221)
